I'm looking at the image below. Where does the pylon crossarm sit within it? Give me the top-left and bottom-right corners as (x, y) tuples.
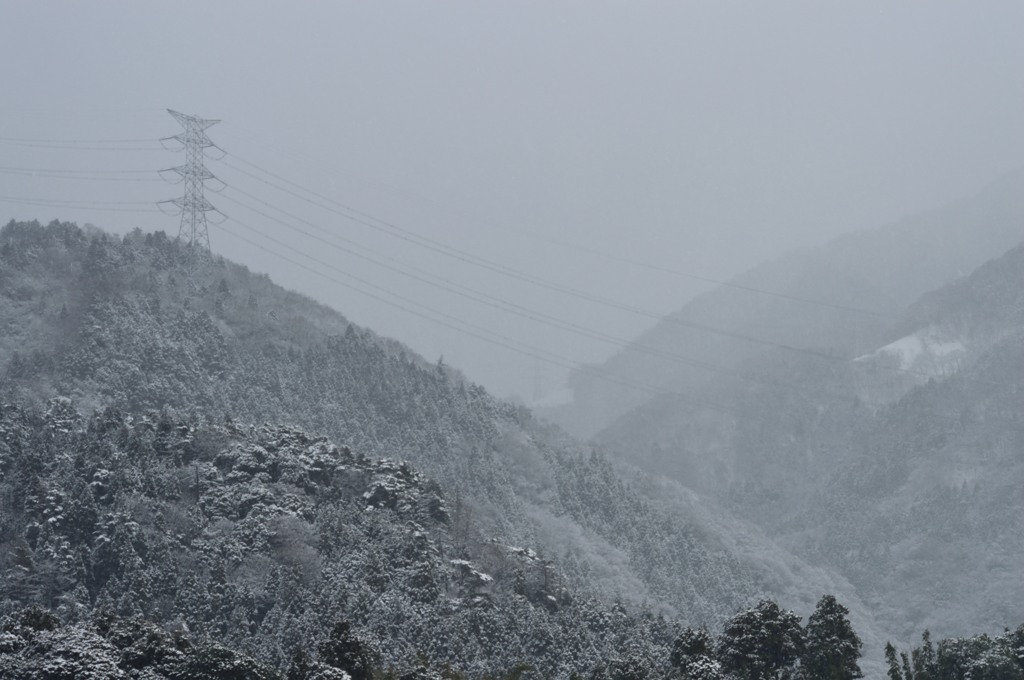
(160, 165), (215, 181)
(203, 144), (227, 161)
(158, 167), (185, 183)
(165, 131), (217, 148)
(156, 200), (183, 216)
(206, 177), (227, 193)
(167, 109), (220, 130)
(159, 136), (185, 152)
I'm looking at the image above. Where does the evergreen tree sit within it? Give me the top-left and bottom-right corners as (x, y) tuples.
(318, 621), (374, 680)
(671, 627), (721, 678)
(801, 595), (862, 680)
(885, 643), (903, 680)
(911, 631), (936, 680)
(672, 627), (714, 664)
(886, 628), (1024, 680)
(718, 599), (803, 680)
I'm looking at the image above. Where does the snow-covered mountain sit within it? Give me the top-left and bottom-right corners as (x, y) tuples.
(9, 215), (1024, 674)
(0, 219), (892, 675)
(597, 234), (1024, 649)
(856, 328), (966, 375)
(854, 241), (1024, 404)
(541, 170), (1024, 439)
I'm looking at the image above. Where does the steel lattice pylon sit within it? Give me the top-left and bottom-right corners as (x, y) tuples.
(159, 109), (225, 254)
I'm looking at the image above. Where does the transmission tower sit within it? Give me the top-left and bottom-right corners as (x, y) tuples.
(159, 109), (225, 254)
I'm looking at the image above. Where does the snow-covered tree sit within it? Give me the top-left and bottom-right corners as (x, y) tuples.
(801, 595), (862, 680)
(670, 627), (723, 680)
(718, 599), (803, 680)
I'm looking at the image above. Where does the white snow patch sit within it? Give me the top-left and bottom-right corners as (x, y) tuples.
(854, 327), (965, 373)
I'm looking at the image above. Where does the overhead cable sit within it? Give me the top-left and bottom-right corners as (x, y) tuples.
(221, 138), (891, 319)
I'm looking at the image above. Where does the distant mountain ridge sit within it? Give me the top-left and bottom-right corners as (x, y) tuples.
(595, 217), (1024, 647)
(541, 170), (1024, 438)
(8, 190), (1024, 672)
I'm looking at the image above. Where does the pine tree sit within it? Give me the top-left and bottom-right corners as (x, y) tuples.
(671, 627), (723, 680)
(671, 627), (714, 668)
(718, 599), (803, 680)
(914, 631), (935, 680)
(801, 595), (862, 680)
(885, 642), (903, 680)
(318, 621), (374, 680)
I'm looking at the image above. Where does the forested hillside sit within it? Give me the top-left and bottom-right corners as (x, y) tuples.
(0, 219), (888, 671)
(799, 296), (1024, 641)
(598, 235), (1024, 646)
(0, 399), (687, 676)
(545, 170), (1024, 438)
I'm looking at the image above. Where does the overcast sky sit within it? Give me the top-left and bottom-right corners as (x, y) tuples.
(2, 2), (1022, 400)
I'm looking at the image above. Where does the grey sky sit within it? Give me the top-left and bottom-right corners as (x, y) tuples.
(2, 2), (1022, 399)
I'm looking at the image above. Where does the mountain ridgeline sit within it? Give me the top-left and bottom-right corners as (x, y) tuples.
(588, 182), (1024, 645)
(0, 219), (886, 675)
(5, 205), (1024, 677)
(543, 170), (1024, 439)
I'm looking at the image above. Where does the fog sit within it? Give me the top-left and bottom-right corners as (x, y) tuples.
(2, 2), (1022, 399)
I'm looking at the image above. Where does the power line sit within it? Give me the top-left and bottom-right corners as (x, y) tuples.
(0, 128), (938, 393)
(1, 127), (894, 320)
(219, 183), (950, 392)
(0, 182), (974, 395)
(0, 188), (966, 404)
(0, 165), (158, 175)
(220, 133), (892, 320)
(217, 217), (741, 412)
(0, 194), (157, 206)
(216, 158), (872, 365)
(0, 136), (899, 384)
(224, 206), (924, 417)
(0, 168), (161, 182)
(0, 135), (157, 144)
(219, 191), (832, 393)
(0, 139), (162, 151)
(0, 195), (162, 212)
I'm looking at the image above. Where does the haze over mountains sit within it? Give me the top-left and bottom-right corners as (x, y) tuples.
(566, 172), (1024, 643)
(0, 219), (889, 676)
(540, 170), (1024, 439)
(3, 168), (1024, 676)
(6, 2), (1024, 404)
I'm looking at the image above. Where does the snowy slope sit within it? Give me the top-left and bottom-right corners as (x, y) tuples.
(543, 170), (1024, 439)
(597, 235), (1024, 658)
(0, 220), (894, 670)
